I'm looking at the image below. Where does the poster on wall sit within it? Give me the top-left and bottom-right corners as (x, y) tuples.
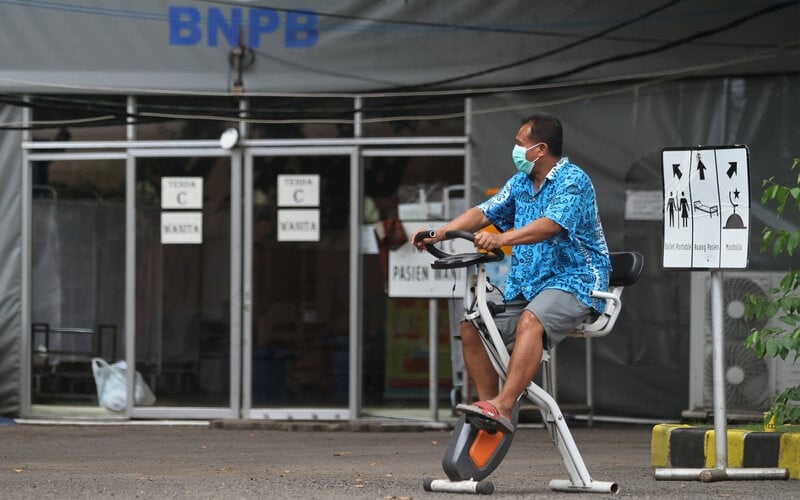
(277, 209), (320, 242)
(161, 176), (204, 244)
(161, 211), (203, 244)
(277, 174), (320, 207)
(384, 298), (453, 398)
(161, 176), (203, 209)
(276, 174), (321, 242)
(387, 221), (477, 298)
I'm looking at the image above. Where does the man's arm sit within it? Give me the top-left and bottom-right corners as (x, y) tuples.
(411, 207), (491, 250)
(473, 217), (561, 251)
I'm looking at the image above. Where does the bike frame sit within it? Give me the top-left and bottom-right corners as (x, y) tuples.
(463, 261), (620, 494)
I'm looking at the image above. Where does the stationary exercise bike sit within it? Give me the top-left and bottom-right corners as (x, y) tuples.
(418, 230), (644, 495)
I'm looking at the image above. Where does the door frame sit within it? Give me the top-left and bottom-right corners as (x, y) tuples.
(127, 148), (242, 419)
(242, 146), (360, 420)
(21, 151), (129, 417)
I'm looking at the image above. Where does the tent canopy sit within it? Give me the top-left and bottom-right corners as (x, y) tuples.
(0, 0), (797, 94)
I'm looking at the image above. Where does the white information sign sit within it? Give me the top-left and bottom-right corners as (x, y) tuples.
(388, 222), (479, 298)
(277, 209), (320, 241)
(277, 174), (320, 207)
(161, 211), (203, 244)
(625, 190), (663, 221)
(662, 145), (750, 269)
(161, 177), (203, 209)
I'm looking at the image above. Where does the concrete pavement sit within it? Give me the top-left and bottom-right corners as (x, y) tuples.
(1, 418), (797, 499)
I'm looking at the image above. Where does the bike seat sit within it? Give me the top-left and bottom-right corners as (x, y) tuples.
(608, 251), (645, 288)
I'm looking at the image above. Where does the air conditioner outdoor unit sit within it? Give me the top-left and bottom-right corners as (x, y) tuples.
(685, 271), (800, 420)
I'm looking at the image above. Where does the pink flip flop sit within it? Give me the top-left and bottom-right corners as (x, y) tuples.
(456, 401), (515, 434)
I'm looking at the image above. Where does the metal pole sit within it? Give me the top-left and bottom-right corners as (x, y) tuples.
(430, 298), (438, 423)
(586, 337), (594, 427)
(655, 467), (788, 481)
(710, 270), (728, 469)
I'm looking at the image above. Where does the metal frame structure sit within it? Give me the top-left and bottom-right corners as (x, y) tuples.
(19, 94), (471, 421)
(126, 147), (240, 420)
(242, 145), (359, 421)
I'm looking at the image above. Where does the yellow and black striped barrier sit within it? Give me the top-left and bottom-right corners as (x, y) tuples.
(652, 424), (800, 479)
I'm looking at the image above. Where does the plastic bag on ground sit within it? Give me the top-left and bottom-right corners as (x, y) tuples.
(91, 358), (156, 411)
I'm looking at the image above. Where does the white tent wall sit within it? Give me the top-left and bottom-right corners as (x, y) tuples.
(0, 105), (22, 416)
(0, 1), (797, 93)
(6, 75), (794, 417)
(471, 74), (799, 417)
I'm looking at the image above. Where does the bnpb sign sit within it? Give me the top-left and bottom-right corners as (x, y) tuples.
(169, 6), (318, 48)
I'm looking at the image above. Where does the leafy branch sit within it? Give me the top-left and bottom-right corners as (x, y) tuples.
(744, 158), (800, 427)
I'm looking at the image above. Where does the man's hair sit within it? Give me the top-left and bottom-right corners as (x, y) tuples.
(522, 113), (563, 157)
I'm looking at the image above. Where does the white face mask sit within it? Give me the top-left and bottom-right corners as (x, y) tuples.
(512, 143), (543, 175)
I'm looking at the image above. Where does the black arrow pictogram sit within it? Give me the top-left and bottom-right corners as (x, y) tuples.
(697, 159), (706, 180)
(727, 161), (738, 178)
(672, 163), (682, 179)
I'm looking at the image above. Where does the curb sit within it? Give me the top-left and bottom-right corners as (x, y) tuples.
(210, 419), (453, 432)
(651, 423), (800, 479)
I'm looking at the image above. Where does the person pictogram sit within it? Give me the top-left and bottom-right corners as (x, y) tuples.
(679, 191), (690, 227)
(666, 192), (677, 227)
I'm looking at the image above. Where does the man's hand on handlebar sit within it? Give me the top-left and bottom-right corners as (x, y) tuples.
(473, 231), (505, 251)
(412, 229), (505, 264)
(412, 228), (504, 252)
(411, 229), (440, 251)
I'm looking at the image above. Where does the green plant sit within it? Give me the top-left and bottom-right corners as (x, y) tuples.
(745, 157), (800, 427)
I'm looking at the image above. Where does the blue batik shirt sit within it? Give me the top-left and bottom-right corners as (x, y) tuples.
(477, 157), (610, 313)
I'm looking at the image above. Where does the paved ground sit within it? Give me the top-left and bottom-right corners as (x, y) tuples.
(0, 419), (795, 499)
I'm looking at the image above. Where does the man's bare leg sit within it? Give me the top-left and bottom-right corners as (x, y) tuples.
(464, 311), (545, 422)
(459, 321), (499, 400)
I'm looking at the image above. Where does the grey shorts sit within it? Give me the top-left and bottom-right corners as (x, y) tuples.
(491, 289), (593, 349)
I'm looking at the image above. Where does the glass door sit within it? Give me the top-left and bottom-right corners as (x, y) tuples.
(28, 157), (127, 416)
(243, 147), (357, 419)
(130, 149), (240, 418)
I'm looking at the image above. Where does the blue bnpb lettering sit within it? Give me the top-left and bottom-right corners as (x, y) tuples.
(207, 7), (241, 47)
(168, 6), (318, 48)
(285, 10), (318, 48)
(169, 6), (201, 45)
(248, 8), (280, 47)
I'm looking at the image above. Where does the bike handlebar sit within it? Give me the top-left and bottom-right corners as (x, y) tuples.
(414, 230), (505, 268)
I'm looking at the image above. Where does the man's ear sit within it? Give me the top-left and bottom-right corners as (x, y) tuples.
(539, 142), (550, 156)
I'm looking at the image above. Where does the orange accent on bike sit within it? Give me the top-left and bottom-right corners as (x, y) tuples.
(481, 191), (513, 255)
(469, 429), (503, 468)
